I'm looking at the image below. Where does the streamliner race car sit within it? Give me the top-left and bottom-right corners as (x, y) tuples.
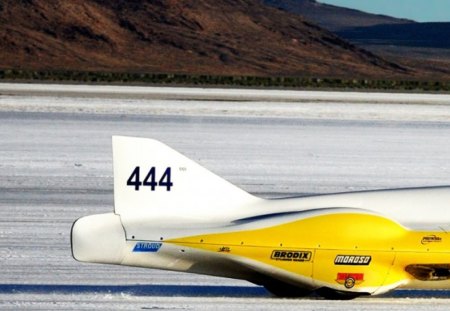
(71, 136), (450, 299)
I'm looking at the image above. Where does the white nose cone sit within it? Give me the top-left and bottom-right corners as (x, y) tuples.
(71, 213), (126, 264)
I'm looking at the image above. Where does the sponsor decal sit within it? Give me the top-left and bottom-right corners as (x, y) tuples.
(336, 273), (364, 289)
(218, 247), (231, 253)
(334, 255), (371, 265)
(271, 250), (312, 262)
(421, 235), (442, 245)
(133, 242), (162, 252)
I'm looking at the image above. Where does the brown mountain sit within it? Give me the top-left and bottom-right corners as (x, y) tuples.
(0, 0), (408, 78)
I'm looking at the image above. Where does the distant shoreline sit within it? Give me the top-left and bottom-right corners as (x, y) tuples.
(2, 82), (450, 103)
(1, 69), (449, 93)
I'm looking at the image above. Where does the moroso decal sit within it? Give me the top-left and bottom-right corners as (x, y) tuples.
(336, 273), (364, 289)
(334, 255), (371, 265)
(271, 250), (311, 262)
(421, 235), (442, 245)
(133, 242), (162, 252)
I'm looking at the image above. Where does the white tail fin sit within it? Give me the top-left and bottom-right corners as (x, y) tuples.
(113, 136), (260, 238)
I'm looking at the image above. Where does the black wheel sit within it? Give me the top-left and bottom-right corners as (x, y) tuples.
(316, 287), (367, 300)
(263, 281), (311, 298)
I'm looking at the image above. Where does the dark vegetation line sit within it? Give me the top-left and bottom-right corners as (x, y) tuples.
(0, 69), (449, 91)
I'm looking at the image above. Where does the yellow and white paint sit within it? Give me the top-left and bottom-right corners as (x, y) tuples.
(71, 137), (450, 298)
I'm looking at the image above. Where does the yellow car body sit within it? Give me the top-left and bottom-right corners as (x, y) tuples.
(71, 137), (450, 299)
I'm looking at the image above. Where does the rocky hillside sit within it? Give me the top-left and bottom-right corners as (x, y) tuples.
(0, 0), (409, 78)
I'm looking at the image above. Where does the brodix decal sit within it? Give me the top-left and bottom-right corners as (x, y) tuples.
(271, 250), (312, 262)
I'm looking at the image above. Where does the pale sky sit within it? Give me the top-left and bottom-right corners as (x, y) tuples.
(319, 0), (450, 22)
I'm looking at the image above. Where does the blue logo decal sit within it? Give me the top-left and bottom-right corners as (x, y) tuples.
(133, 242), (162, 252)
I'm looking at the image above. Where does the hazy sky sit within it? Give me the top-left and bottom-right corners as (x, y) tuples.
(319, 0), (450, 22)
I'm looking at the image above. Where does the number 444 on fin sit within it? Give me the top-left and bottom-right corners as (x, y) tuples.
(127, 167), (173, 191)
